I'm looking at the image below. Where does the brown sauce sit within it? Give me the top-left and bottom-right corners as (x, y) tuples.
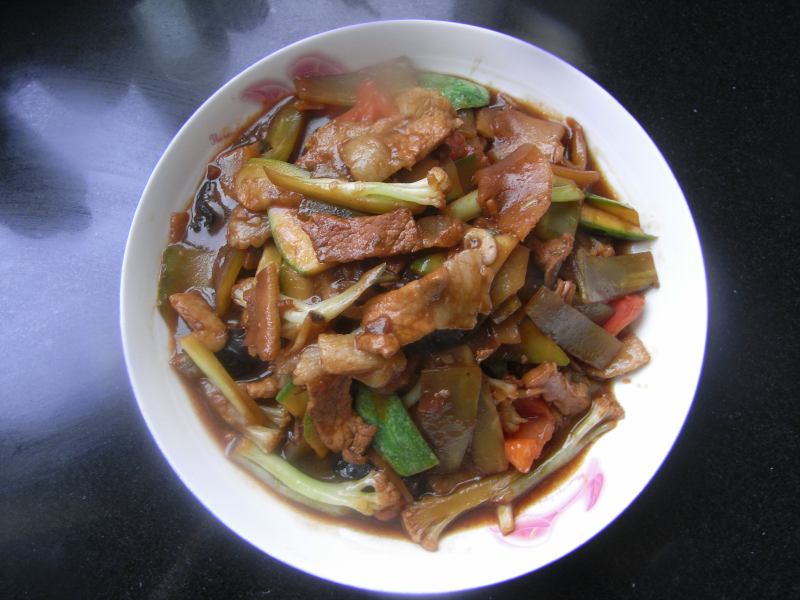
(163, 68), (623, 543)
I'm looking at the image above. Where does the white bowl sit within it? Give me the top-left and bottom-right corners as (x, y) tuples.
(121, 20), (707, 594)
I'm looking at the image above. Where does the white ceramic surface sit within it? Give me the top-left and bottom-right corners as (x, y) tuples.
(120, 20), (707, 594)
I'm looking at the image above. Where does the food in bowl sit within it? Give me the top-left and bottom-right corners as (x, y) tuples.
(158, 57), (659, 551)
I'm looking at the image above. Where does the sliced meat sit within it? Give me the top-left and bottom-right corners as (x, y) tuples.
(520, 360), (589, 416)
(298, 353), (376, 463)
(358, 249), (491, 357)
(243, 263), (281, 361)
(565, 117), (588, 170)
(576, 231), (615, 257)
(521, 361), (558, 390)
(477, 106), (567, 163)
(299, 209), (465, 263)
(244, 375), (280, 399)
(295, 346), (376, 462)
(292, 344), (327, 386)
(416, 215), (465, 248)
(529, 233), (575, 288)
(299, 87), (460, 181)
(317, 332), (408, 389)
(474, 144), (552, 240)
(169, 292), (228, 352)
(227, 205), (271, 249)
(201, 379), (248, 429)
(233, 163), (303, 212)
(542, 371), (590, 416)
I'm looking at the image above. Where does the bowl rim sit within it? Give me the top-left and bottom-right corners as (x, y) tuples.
(120, 18), (707, 593)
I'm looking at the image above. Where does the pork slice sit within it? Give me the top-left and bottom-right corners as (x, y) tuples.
(299, 87), (460, 182)
(227, 205), (271, 249)
(170, 292), (228, 352)
(299, 209), (465, 263)
(529, 233), (575, 288)
(474, 143), (552, 241)
(358, 249), (490, 357)
(478, 106), (567, 163)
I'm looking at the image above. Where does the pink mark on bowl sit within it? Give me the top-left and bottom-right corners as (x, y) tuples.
(288, 53), (347, 79)
(241, 80), (292, 107)
(491, 459), (604, 546)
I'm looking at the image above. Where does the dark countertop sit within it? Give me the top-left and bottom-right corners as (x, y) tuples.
(1, 1), (798, 598)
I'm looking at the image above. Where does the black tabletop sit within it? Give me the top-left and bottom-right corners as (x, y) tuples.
(2, 1), (798, 598)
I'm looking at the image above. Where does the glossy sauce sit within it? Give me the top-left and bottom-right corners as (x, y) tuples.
(163, 76), (621, 542)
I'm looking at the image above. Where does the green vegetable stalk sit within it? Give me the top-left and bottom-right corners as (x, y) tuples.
(252, 159), (448, 214)
(444, 190), (481, 221)
(281, 262), (386, 336)
(231, 437), (402, 516)
(400, 393), (624, 550)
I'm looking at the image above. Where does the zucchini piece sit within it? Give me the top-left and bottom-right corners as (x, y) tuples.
(519, 317), (570, 366)
(580, 204), (656, 241)
(268, 207), (331, 275)
(262, 101), (304, 162)
(355, 386), (439, 477)
(585, 192), (640, 226)
(551, 178), (585, 203)
(298, 198), (364, 219)
(417, 72), (490, 110)
(275, 379), (308, 418)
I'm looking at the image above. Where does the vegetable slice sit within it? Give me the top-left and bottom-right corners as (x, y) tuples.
(519, 317), (570, 366)
(231, 438), (402, 516)
(268, 207), (330, 275)
(534, 201), (581, 240)
(410, 252), (446, 276)
(400, 393), (625, 550)
(415, 366), (482, 473)
(490, 244), (530, 307)
(180, 334), (264, 426)
(255, 159), (447, 214)
(574, 249), (659, 303)
(275, 379), (308, 418)
(585, 192), (640, 226)
(303, 411), (329, 458)
(157, 244), (214, 309)
(503, 398), (555, 473)
(470, 383), (509, 475)
(444, 190), (481, 221)
(355, 386), (439, 477)
(262, 100), (304, 162)
(580, 204), (655, 241)
(603, 294), (646, 336)
(525, 287), (622, 369)
(417, 72), (491, 110)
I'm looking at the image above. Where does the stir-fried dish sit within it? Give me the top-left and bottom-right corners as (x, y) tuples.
(159, 58), (658, 550)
